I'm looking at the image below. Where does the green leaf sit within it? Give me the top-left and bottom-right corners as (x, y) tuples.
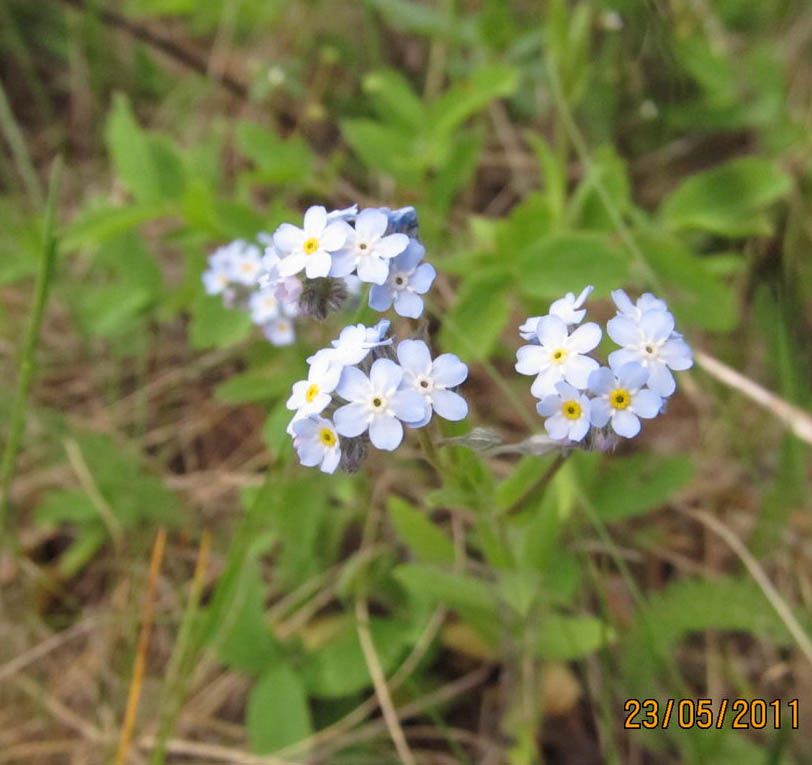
(362, 69), (426, 131)
(388, 497), (455, 564)
(246, 664), (312, 753)
(340, 119), (421, 184)
(62, 202), (175, 251)
(429, 65), (519, 142)
(588, 454), (694, 522)
(439, 268), (510, 362)
(302, 619), (408, 698)
(660, 156), (791, 237)
(35, 489), (99, 526)
(74, 285), (154, 338)
(639, 231), (739, 332)
(188, 292), (253, 350)
(364, 0), (478, 44)
(215, 560), (282, 674)
(236, 121), (314, 186)
(519, 232), (630, 299)
(392, 564), (498, 619)
(215, 369), (295, 404)
(537, 614), (613, 660)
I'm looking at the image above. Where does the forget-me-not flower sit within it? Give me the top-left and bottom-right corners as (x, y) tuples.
(588, 362), (662, 438)
(515, 315), (602, 398)
(274, 205), (350, 280)
(333, 359), (426, 450)
(329, 208), (410, 285)
(519, 285), (594, 340)
(611, 289), (668, 322)
(292, 416), (341, 474)
(369, 239), (436, 319)
(536, 381), (592, 442)
(308, 320), (392, 368)
(228, 241), (263, 286)
(396, 339), (468, 427)
(607, 309), (693, 397)
(264, 317), (295, 346)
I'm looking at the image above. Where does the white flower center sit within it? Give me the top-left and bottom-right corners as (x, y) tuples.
(369, 393), (388, 413)
(392, 271), (409, 290)
(550, 348), (568, 365)
(414, 375), (433, 394)
(639, 339), (662, 359)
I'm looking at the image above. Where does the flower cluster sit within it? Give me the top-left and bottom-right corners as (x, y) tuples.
(268, 204), (436, 319)
(201, 204), (437, 348)
(287, 322), (469, 472)
(516, 287), (693, 443)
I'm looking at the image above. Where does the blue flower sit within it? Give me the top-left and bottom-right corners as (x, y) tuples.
(396, 339), (468, 427)
(536, 381), (592, 442)
(308, 320), (392, 368)
(333, 359), (426, 451)
(292, 416), (341, 473)
(518, 286), (594, 340)
(611, 289), (667, 322)
(329, 208), (410, 284)
(369, 240), (436, 318)
(515, 315), (602, 398)
(588, 362), (663, 438)
(274, 205), (351, 280)
(607, 308), (693, 397)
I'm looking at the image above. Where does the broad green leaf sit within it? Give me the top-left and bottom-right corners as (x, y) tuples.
(660, 157), (791, 237)
(215, 369), (295, 404)
(340, 119), (421, 184)
(35, 489), (99, 526)
(105, 93), (167, 204)
(74, 284), (153, 338)
(62, 202), (175, 251)
(362, 69), (426, 131)
(439, 268), (510, 362)
(246, 664), (312, 753)
(589, 454), (694, 522)
(429, 65), (519, 142)
(215, 560), (282, 674)
(236, 121), (313, 185)
(388, 497), (455, 564)
(364, 0), (478, 44)
(639, 231), (739, 332)
(302, 618), (408, 698)
(188, 292), (253, 349)
(392, 564), (498, 620)
(519, 232), (629, 299)
(537, 614), (613, 660)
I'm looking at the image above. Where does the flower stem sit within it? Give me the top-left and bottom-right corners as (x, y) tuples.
(502, 452), (569, 515)
(0, 156), (62, 536)
(416, 427), (443, 475)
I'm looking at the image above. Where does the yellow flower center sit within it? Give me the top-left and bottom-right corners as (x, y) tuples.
(319, 427), (337, 447)
(303, 237), (319, 254)
(241, 262), (255, 273)
(305, 384), (320, 403)
(551, 348), (568, 364)
(561, 400), (582, 420)
(610, 388), (630, 410)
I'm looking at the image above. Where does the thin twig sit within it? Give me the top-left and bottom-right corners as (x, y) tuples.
(685, 509), (812, 669)
(115, 527), (168, 765)
(503, 453), (568, 515)
(355, 596), (417, 765)
(693, 350), (812, 446)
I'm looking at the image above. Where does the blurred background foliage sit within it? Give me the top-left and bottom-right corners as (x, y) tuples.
(0, 0), (811, 763)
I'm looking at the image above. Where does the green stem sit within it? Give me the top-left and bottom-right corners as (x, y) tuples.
(0, 78), (44, 206)
(501, 452), (568, 516)
(0, 156), (63, 535)
(416, 427), (443, 475)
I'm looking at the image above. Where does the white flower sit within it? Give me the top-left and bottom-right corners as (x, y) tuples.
(228, 242), (263, 286)
(263, 317), (295, 346)
(308, 320), (391, 368)
(607, 309), (693, 397)
(249, 287), (281, 325)
(329, 208), (410, 285)
(202, 243), (239, 295)
(536, 381), (592, 442)
(333, 359), (427, 451)
(273, 205), (350, 280)
(518, 286), (594, 341)
(396, 339), (468, 428)
(588, 362), (663, 438)
(515, 315), (602, 398)
(292, 416), (341, 473)
(368, 239), (436, 318)
(286, 357), (342, 426)
(610, 289), (668, 322)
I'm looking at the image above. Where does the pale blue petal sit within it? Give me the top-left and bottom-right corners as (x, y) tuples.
(607, 315), (640, 347)
(430, 389), (468, 421)
(633, 388), (663, 418)
(545, 414), (569, 440)
(588, 367), (615, 395)
(431, 354), (468, 387)
(409, 262), (436, 293)
(320, 448), (341, 474)
(329, 250), (357, 278)
(645, 362), (675, 397)
(639, 309), (674, 342)
(376, 233), (410, 259)
(393, 291), (424, 318)
(611, 289), (636, 316)
(396, 340), (432, 375)
(569, 416), (590, 442)
(273, 223), (304, 253)
(296, 441), (323, 467)
(356, 208), (388, 239)
(660, 339), (693, 370)
(334, 403), (369, 437)
(536, 315), (568, 348)
(530, 366), (564, 398)
(390, 389), (428, 423)
(567, 322), (601, 353)
(357, 256), (390, 285)
(369, 415), (403, 450)
(612, 409), (641, 438)
(608, 348), (640, 371)
(616, 361), (648, 391)
(563, 354), (599, 389)
(369, 358), (403, 393)
(336, 366), (371, 402)
(515, 345), (546, 375)
(369, 283), (394, 312)
(590, 398), (612, 426)
(303, 251), (332, 279)
(536, 395), (561, 417)
(393, 239), (425, 271)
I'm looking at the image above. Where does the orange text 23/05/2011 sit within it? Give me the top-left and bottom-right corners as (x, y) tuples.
(623, 699), (800, 730)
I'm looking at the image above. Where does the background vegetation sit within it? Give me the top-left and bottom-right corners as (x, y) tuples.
(1, 0), (811, 762)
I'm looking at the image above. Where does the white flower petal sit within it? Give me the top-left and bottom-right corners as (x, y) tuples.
(430, 389), (468, 421)
(632, 388), (663, 418)
(336, 366), (371, 402)
(334, 403), (370, 437)
(639, 310), (675, 342)
(515, 345), (546, 375)
(393, 290), (423, 318)
(369, 415), (403, 450)
(304, 251), (332, 279)
(397, 339), (432, 375)
(355, 208), (388, 240)
(375, 233), (409, 259)
(273, 223), (304, 253)
(321, 221), (350, 251)
(536, 315), (568, 348)
(611, 409), (641, 438)
(616, 361), (648, 391)
(545, 414), (570, 440)
(566, 322), (602, 353)
(645, 362), (675, 397)
(390, 390), (428, 423)
(431, 354), (468, 387)
(563, 354), (599, 389)
(606, 315), (640, 347)
(369, 358), (403, 393)
(303, 205), (327, 235)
